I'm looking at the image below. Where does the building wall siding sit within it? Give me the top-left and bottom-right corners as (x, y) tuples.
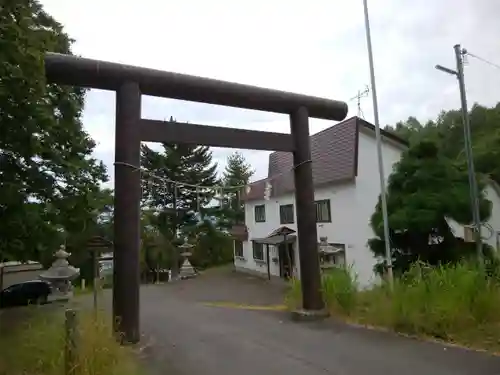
(447, 183), (500, 250)
(348, 130), (403, 286)
(236, 131), (404, 287)
(483, 184), (500, 249)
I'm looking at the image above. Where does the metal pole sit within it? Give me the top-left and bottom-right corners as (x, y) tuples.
(362, 0), (393, 287)
(454, 44), (483, 263)
(172, 186), (180, 281)
(266, 244), (271, 281)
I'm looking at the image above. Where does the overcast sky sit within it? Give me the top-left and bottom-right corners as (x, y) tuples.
(40, 0), (500, 186)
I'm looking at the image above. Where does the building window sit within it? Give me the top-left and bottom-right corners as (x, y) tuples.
(234, 240), (244, 258)
(280, 204), (294, 224)
(319, 243), (346, 268)
(315, 199), (331, 222)
(254, 205), (266, 222)
(252, 242), (264, 261)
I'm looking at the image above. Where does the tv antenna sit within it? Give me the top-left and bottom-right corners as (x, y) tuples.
(349, 85), (370, 118)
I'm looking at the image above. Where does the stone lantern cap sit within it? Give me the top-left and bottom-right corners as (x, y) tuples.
(54, 248), (70, 259)
(39, 245), (80, 281)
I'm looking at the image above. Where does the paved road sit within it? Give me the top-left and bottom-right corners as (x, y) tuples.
(133, 270), (500, 375)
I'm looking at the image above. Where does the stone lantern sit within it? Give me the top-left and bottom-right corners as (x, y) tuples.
(39, 245), (80, 299)
(178, 240), (197, 279)
(318, 236), (334, 270)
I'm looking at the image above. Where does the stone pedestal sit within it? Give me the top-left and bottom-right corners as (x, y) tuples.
(290, 308), (330, 322)
(179, 256), (196, 279)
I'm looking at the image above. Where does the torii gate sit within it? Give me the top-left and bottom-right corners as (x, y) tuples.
(44, 53), (348, 343)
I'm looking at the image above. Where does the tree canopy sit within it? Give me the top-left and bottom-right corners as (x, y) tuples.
(369, 104), (500, 274)
(221, 151), (254, 226)
(385, 103), (500, 183)
(1, 1), (237, 280)
(139, 124), (234, 271)
(0, 0), (109, 263)
(141, 119), (219, 236)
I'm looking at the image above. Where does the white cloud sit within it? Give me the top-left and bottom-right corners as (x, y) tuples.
(41, 0), (500, 188)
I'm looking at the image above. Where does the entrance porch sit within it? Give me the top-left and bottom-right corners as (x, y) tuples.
(252, 226), (297, 280)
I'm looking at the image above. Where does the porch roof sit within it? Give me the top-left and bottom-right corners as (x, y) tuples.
(252, 234), (297, 245)
(267, 226), (296, 237)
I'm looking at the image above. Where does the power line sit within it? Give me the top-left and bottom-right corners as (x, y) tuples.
(465, 51), (500, 71)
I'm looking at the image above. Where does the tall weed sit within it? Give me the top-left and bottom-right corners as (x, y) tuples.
(321, 267), (358, 315)
(0, 308), (143, 375)
(284, 277), (302, 309)
(285, 266), (358, 315)
(388, 262), (500, 339)
(285, 261), (500, 351)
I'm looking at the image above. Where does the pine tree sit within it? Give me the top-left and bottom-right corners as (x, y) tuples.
(141, 117), (219, 236)
(368, 140), (492, 275)
(222, 152), (254, 225)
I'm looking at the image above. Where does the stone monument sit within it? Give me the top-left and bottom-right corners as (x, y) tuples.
(39, 245), (80, 300)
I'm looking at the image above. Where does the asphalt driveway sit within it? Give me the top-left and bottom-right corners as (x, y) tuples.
(135, 268), (500, 375)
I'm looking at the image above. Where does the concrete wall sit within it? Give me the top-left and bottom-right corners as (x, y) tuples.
(1, 262), (44, 289)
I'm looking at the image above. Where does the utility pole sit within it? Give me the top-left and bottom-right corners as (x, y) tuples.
(436, 44), (483, 264)
(362, 0), (393, 287)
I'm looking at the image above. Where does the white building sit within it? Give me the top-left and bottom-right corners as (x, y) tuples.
(446, 181), (500, 249)
(232, 116), (500, 287)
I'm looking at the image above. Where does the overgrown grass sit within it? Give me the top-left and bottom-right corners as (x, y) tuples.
(286, 262), (500, 352)
(0, 307), (145, 375)
(286, 266), (359, 315)
(74, 286), (93, 296)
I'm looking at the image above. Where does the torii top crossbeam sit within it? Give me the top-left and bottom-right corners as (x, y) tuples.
(44, 53), (347, 121)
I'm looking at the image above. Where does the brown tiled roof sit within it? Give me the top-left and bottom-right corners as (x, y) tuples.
(243, 116), (407, 201)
